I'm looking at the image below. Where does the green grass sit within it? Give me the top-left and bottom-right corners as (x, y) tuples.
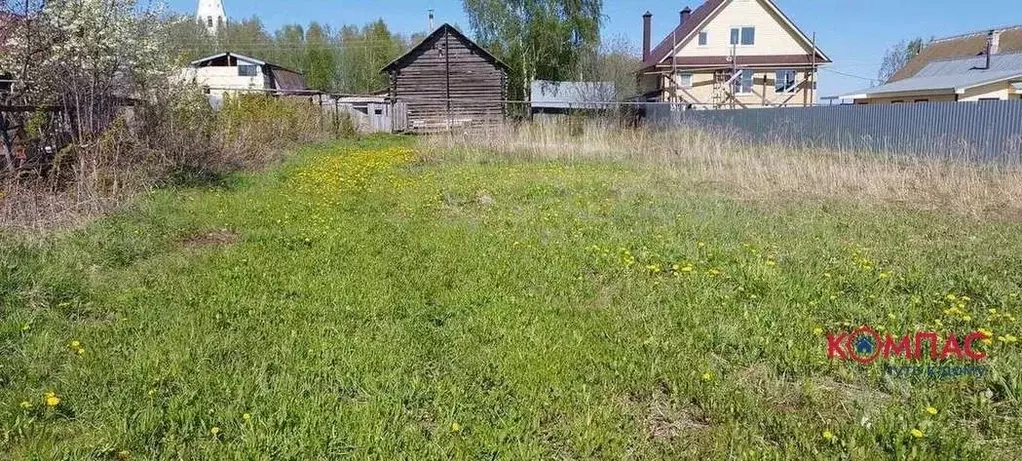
(2, 136), (1021, 459)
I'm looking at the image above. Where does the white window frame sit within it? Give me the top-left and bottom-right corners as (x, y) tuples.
(698, 31), (708, 46)
(676, 73), (693, 89)
(733, 69), (754, 94)
(775, 69), (797, 94)
(730, 26), (755, 46)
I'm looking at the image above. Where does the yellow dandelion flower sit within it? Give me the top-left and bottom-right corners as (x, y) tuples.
(210, 426), (221, 436)
(70, 340), (81, 348)
(926, 406), (938, 415)
(242, 413), (252, 421)
(702, 372), (713, 381)
(822, 430), (834, 440)
(44, 392), (60, 407)
(450, 422), (462, 433)
(813, 327), (824, 336)
(911, 428), (924, 438)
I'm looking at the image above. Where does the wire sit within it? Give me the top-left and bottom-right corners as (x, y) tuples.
(821, 68), (875, 83)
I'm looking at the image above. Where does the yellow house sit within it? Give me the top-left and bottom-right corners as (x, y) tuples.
(638, 0), (831, 109)
(841, 27), (1022, 104)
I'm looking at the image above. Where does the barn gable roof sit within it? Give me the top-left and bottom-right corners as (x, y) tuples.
(380, 23), (510, 74)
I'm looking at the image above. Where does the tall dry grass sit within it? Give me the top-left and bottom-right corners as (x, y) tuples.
(421, 121), (1022, 218)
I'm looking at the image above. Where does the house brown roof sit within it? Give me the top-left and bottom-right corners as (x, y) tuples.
(890, 26), (1022, 82)
(642, 0), (725, 68)
(640, 0), (830, 70)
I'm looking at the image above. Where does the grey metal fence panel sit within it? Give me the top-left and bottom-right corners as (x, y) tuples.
(646, 100), (1022, 163)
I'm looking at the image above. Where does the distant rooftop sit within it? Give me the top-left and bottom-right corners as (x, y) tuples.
(838, 52), (1022, 99)
(890, 25), (1022, 82)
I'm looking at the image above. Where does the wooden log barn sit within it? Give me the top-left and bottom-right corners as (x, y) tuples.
(381, 24), (510, 133)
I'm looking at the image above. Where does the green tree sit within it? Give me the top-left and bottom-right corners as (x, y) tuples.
(337, 20), (405, 94)
(272, 24), (306, 71)
(221, 17), (275, 61)
(462, 0), (603, 100)
(303, 23), (339, 91)
(877, 38), (926, 83)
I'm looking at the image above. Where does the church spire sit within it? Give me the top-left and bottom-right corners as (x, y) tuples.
(196, 0), (227, 34)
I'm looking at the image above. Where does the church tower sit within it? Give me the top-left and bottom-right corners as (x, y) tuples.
(196, 0), (227, 34)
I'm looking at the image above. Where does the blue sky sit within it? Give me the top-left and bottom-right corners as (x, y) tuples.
(169, 0), (1020, 97)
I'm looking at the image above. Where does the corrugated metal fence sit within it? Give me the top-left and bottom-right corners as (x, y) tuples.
(647, 100), (1022, 163)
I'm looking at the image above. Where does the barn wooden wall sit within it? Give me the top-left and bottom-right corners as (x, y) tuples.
(388, 29), (507, 133)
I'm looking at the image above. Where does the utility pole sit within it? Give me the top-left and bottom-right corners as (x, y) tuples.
(810, 32), (817, 107)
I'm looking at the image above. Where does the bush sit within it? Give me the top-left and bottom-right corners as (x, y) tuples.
(0, 89), (338, 229)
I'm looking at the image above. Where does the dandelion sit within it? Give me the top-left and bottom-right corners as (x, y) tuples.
(44, 392), (60, 407)
(813, 327), (824, 336)
(242, 413), (252, 421)
(765, 260), (777, 267)
(450, 422), (462, 433)
(911, 428), (924, 438)
(963, 315), (972, 322)
(70, 340), (81, 348)
(822, 430), (834, 440)
(702, 371), (713, 381)
(210, 426), (221, 436)
(926, 406), (938, 415)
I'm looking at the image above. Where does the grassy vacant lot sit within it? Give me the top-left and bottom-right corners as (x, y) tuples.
(2, 135), (1021, 459)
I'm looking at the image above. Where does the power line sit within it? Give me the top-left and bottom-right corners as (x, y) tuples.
(821, 68), (875, 83)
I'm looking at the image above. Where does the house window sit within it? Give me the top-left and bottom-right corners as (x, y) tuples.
(978, 98), (1000, 102)
(914, 99), (929, 103)
(731, 27), (755, 45)
(732, 69), (754, 94)
(238, 65), (258, 77)
(775, 70), (797, 93)
(676, 73), (693, 89)
(698, 31), (708, 46)
(207, 16), (213, 28)
(891, 100), (904, 104)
